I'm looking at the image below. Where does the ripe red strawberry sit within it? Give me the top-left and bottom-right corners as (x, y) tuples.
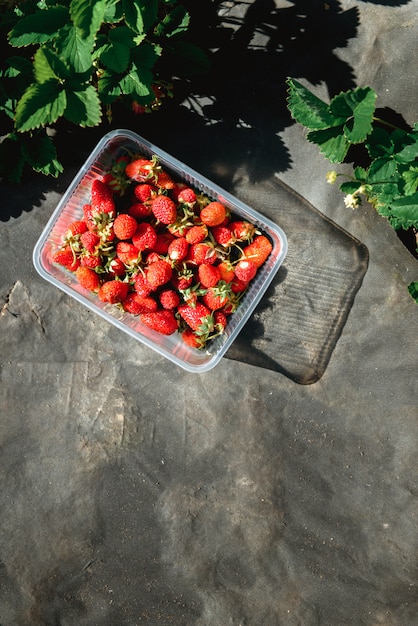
(229, 220), (256, 242)
(200, 201), (227, 227)
(132, 222), (158, 251)
(145, 259), (173, 289)
(168, 237), (189, 262)
(116, 241), (140, 265)
(154, 232), (175, 254)
(113, 214), (138, 240)
(211, 225), (234, 246)
(186, 242), (217, 265)
(107, 257), (126, 277)
(133, 183), (157, 203)
(134, 273), (153, 297)
(171, 269), (194, 291)
(159, 289), (180, 310)
(214, 310), (228, 331)
(75, 266), (101, 292)
(178, 302), (214, 334)
(242, 235), (273, 268)
(80, 231), (100, 253)
(155, 170), (175, 190)
(198, 263), (221, 288)
(67, 220), (88, 236)
(123, 293), (158, 315)
(202, 282), (235, 311)
(176, 187), (197, 206)
(81, 253), (102, 269)
(127, 202), (152, 220)
(151, 195), (177, 224)
(91, 179), (115, 214)
(234, 259), (257, 282)
(185, 224), (208, 244)
(231, 276), (248, 294)
(140, 309), (178, 335)
(181, 328), (206, 349)
(98, 280), (129, 303)
(52, 247), (80, 271)
(125, 157), (156, 182)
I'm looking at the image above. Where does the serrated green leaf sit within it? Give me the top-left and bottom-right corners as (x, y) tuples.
(109, 25), (137, 48)
(70, 0), (107, 40)
(395, 132), (418, 164)
(122, 0), (158, 34)
(155, 5), (190, 37)
(389, 192), (418, 228)
(55, 24), (94, 73)
(407, 282), (418, 303)
(330, 87), (376, 144)
(340, 180), (362, 194)
(368, 181), (399, 211)
(22, 130), (63, 176)
(130, 41), (161, 69)
(366, 127), (394, 159)
(286, 78), (342, 130)
(64, 85), (102, 126)
(15, 80), (66, 131)
(33, 46), (70, 82)
(119, 65), (153, 99)
(353, 166), (368, 181)
(8, 6), (69, 47)
(100, 42), (130, 73)
(402, 167), (418, 195)
(307, 126), (350, 163)
(367, 156), (398, 183)
(97, 70), (123, 103)
(33, 48), (58, 83)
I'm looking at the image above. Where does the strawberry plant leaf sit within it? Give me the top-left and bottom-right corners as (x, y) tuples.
(119, 64), (153, 100)
(395, 132), (418, 164)
(286, 78), (344, 130)
(98, 27), (137, 73)
(8, 6), (69, 47)
(402, 167), (418, 195)
(307, 126), (350, 163)
(64, 85), (102, 127)
(0, 133), (26, 182)
(15, 79), (67, 131)
(367, 156), (398, 183)
(407, 282), (418, 303)
(155, 5), (190, 38)
(33, 47), (70, 83)
(97, 70), (123, 103)
(389, 192), (418, 228)
(70, 0), (107, 40)
(330, 86), (376, 143)
(122, 0), (158, 35)
(55, 24), (94, 74)
(22, 130), (63, 177)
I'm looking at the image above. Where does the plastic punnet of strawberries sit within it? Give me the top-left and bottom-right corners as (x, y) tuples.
(52, 153), (273, 350)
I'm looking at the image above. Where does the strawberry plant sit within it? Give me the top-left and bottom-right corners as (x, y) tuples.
(0, 0), (209, 183)
(286, 78), (418, 303)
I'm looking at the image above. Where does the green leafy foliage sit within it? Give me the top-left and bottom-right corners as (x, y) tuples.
(0, 0), (209, 182)
(286, 78), (418, 302)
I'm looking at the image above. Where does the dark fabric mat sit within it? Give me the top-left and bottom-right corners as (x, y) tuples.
(225, 177), (369, 383)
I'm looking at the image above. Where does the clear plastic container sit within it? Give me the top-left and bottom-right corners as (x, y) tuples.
(33, 129), (288, 373)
